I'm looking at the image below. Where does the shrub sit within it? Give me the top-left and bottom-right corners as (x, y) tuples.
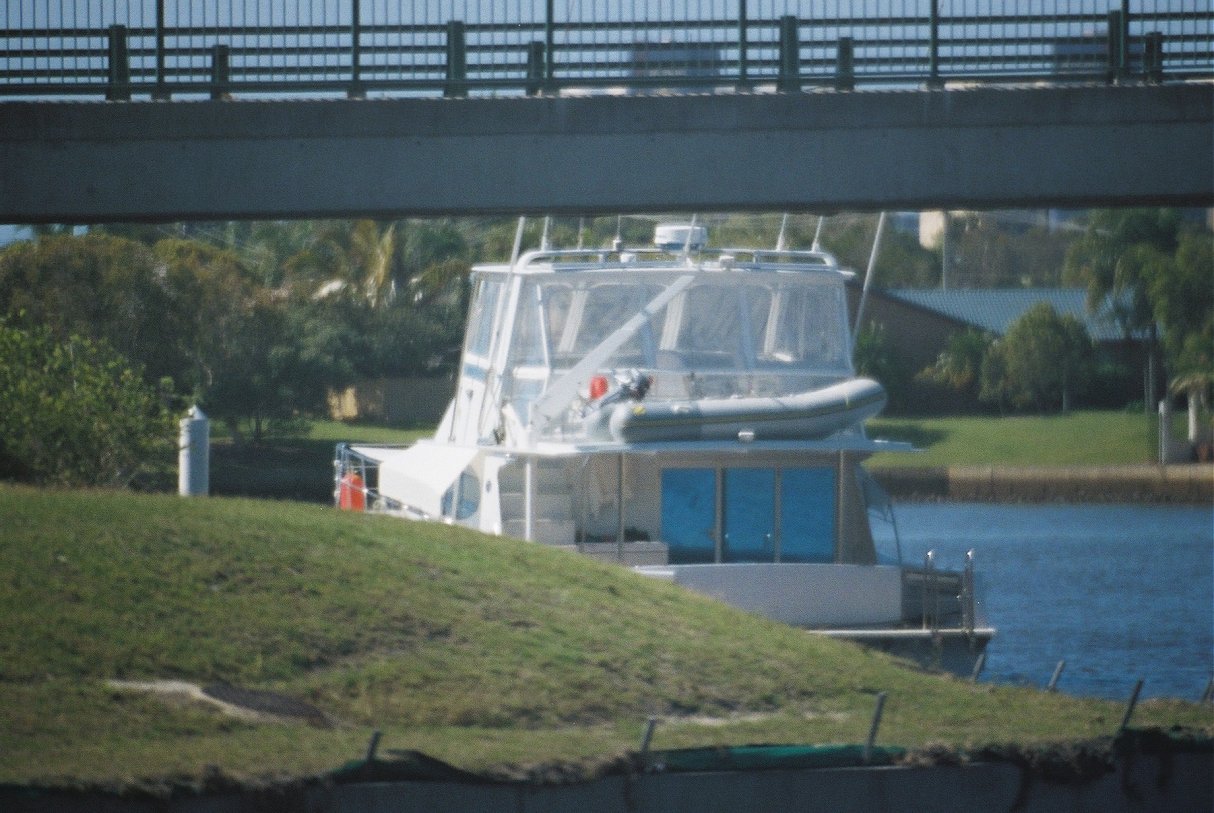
(0, 321), (174, 487)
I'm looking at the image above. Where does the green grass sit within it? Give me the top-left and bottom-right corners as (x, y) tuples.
(868, 410), (1164, 468)
(1, 484), (1208, 788)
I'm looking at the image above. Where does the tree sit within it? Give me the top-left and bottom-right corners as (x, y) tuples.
(853, 322), (910, 412)
(1065, 208), (1213, 414)
(980, 303), (1093, 413)
(0, 321), (173, 487)
(0, 233), (186, 385)
(917, 328), (994, 403)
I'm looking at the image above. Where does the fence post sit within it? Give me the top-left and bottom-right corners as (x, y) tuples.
(152, 0), (170, 100)
(349, 0), (365, 98)
(210, 44), (231, 100)
(777, 16), (799, 92)
(526, 41), (545, 96)
(835, 37), (854, 91)
(445, 20), (467, 98)
(106, 24), (131, 101)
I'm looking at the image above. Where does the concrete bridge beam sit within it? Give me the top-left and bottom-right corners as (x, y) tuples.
(0, 83), (1209, 223)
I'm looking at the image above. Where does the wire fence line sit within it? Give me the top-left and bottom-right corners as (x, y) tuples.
(2, 2), (1211, 100)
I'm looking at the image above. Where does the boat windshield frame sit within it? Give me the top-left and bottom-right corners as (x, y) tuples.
(472, 251), (858, 439)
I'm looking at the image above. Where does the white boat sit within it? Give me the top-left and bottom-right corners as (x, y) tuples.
(336, 223), (994, 674)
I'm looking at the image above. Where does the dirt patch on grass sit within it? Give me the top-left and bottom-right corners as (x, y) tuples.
(107, 679), (333, 727)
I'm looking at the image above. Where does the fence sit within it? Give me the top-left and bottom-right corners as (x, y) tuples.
(2, 2), (1211, 100)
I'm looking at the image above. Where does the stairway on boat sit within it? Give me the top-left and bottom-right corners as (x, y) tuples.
(497, 458), (668, 566)
(498, 459), (577, 546)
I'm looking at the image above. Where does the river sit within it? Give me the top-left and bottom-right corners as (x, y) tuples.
(877, 502), (1214, 702)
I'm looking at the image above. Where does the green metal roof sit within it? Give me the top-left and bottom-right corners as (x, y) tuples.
(886, 288), (1145, 343)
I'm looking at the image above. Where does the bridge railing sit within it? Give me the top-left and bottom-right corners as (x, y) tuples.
(2, 2), (1210, 100)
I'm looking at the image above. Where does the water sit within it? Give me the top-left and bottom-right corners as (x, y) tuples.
(878, 503), (1214, 701)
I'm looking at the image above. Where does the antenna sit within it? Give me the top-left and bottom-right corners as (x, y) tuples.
(811, 215), (826, 252)
(576, 217), (585, 250)
(510, 216), (527, 266)
(775, 213), (789, 251)
(851, 211), (887, 350)
(540, 216), (551, 251)
(681, 213), (699, 260)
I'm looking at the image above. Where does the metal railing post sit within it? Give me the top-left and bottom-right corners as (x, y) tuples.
(835, 37), (854, 91)
(1121, 0), (1132, 77)
(777, 16), (800, 92)
(349, 0), (365, 99)
(922, 550), (936, 632)
(153, 0), (169, 100)
(210, 44), (231, 100)
(545, 0), (556, 91)
(526, 41), (545, 96)
(1107, 10), (1127, 83)
(106, 24), (131, 101)
(927, 0), (942, 88)
(962, 549), (975, 637)
(1145, 31), (1163, 82)
(737, 0), (749, 89)
(445, 20), (467, 98)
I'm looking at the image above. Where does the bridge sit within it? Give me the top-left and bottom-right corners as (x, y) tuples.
(2, 2), (1211, 222)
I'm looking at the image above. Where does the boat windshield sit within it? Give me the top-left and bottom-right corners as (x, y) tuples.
(505, 270), (853, 428)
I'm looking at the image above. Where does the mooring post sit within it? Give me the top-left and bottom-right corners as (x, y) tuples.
(178, 406), (210, 497)
(640, 716), (658, 753)
(365, 730), (382, 762)
(1047, 660), (1066, 692)
(970, 651), (987, 682)
(863, 692), (887, 764)
(1118, 679), (1144, 733)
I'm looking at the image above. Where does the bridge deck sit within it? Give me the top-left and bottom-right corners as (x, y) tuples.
(1, 83), (1210, 222)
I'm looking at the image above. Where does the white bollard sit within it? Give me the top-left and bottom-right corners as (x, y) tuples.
(178, 405), (210, 496)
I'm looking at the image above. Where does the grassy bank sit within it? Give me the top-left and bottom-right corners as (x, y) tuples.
(868, 410), (1165, 468)
(1, 485), (1208, 789)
